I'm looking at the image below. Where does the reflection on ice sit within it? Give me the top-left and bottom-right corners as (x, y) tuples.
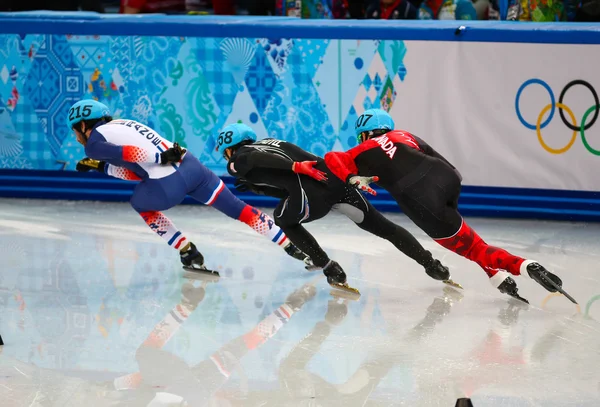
(0, 199), (599, 406)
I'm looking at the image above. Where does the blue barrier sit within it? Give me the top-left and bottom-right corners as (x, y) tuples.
(2, 170), (600, 221)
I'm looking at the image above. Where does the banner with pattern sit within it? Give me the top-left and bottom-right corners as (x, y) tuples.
(2, 34), (599, 192)
(0, 34), (407, 175)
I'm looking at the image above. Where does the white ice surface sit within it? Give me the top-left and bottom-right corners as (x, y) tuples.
(0, 198), (598, 407)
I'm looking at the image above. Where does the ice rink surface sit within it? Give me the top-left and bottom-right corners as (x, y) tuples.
(0, 198), (599, 407)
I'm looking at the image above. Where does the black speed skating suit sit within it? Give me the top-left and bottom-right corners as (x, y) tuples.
(226, 138), (438, 269)
(324, 129), (572, 302)
(325, 130), (464, 239)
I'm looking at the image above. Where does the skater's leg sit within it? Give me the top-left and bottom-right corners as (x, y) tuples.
(130, 180), (209, 270)
(134, 209), (209, 270)
(137, 210), (191, 251)
(187, 170), (315, 265)
(274, 214), (330, 268)
(188, 173), (289, 246)
(130, 179), (192, 253)
(395, 164), (525, 279)
(399, 180), (566, 300)
(333, 187), (454, 283)
(434, 218), (526, 278)
(335, 189), (434, 267)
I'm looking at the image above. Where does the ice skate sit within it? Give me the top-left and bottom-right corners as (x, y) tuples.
(491, 271), (529, 304)
(425, 259), (463, 289)
(284, 242), (311, 263)
(323, 260), (361, 298)
(301, 254), (321, 271)
(284, 243), (320, 271)
(180, 242), (219, 276)
(522, 260), (577, 304)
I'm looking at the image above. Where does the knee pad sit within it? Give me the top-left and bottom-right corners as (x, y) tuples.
(333, 203), (365, 224)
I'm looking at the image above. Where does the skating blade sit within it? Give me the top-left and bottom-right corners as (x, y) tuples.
(329, 282), (361, 300)
(552, 284), (578, 304)
(535, 268), (578, 304)
(183, 270), (221, 282)
(183, 265), (220, 278)
(510, 292), (529, 304)
(443, 279), (463, 290)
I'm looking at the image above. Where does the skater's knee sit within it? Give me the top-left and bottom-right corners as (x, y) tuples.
(333, 203), (365, 224)
(274, 215), (284, 228)
(273, 202), (300, 228)
(210, 186), (246, 219)
(130, 199), (145, 214)
(273, 213), (298, 229)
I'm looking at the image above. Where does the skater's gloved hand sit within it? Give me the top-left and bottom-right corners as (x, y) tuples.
(234, 178), (251, 192)
(348, 175), (379, 196)
(234, 179), (267, 196)
(160, 143), (187, 165)
(76, 157), (106, 173)
(292, 161), (328, 182)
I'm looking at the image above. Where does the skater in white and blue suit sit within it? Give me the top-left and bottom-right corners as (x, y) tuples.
(67, 99), (314, 273)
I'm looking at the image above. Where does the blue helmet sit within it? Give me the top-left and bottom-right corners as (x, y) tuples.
(355, 108), (395, 139)
(66, 99), (111, 130)
(216, 123), (257, 156)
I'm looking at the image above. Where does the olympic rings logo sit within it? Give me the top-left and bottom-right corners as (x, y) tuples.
(515, 79), (600, 155)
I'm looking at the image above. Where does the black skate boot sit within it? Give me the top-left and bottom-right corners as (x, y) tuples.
(522, 260), (577, 304)
(323, 260), (360, 298)
(425, 259), (463, 289)
(284, 242), (318, 270)
(497, 275), (529, 304)
(180, 243), (219, 276)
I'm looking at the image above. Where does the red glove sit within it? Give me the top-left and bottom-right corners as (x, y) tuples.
(292, 161), (328, 182)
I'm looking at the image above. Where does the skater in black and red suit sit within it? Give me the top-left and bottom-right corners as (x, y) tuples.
(215, 122), (460, 295)
(324, 108), (576, 304)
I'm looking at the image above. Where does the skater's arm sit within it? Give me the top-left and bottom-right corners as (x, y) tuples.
(86, 131), (161, 164)
(233, 178), (288, 198)
(323, 151), (359, 182)
(231, 150), (327, 182)
(229, 150), (295, 176)
(105, 164), (141, 181)
(247, 184), (288, 199)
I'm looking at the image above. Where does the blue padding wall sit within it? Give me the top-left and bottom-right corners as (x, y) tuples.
(3, 170), (600, 222)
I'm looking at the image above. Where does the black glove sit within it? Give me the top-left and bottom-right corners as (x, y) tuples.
(234, 179), (269, 196)
(76, 157), (106, 173)
(160, 142), (186, 165)
(234, 178), (251, 193)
